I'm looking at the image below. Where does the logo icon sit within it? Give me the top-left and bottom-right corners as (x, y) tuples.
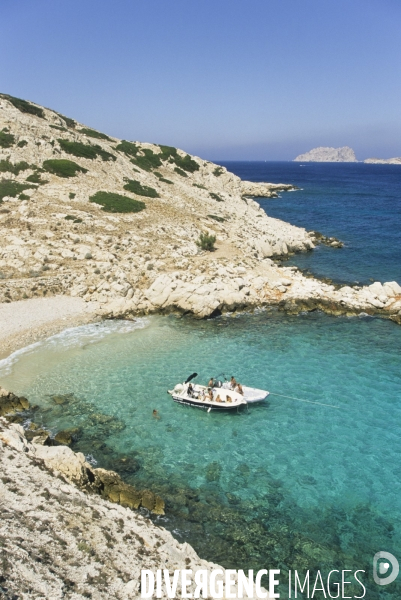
(373, 552), (399, 586)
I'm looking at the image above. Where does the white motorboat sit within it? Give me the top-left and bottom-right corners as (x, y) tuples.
(167, 373), (269, 411)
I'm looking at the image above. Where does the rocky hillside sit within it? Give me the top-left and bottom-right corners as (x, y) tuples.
(294, 146), (358, 162)
(1, 93), (401, 325)
(0, 93), (313, 312)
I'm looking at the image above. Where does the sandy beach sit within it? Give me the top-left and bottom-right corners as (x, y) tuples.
(0, 296), (98, 359)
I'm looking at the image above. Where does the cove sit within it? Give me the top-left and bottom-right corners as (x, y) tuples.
(1, 311), (401, 597)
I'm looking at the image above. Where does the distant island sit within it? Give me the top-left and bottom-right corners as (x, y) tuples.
(294, 146), (358, 162)
(364, 157), (401, 165)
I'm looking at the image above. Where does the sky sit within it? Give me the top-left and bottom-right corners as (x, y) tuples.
(1, 0), (400, 160)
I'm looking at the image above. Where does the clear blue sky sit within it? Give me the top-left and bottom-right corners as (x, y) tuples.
(1, 0), (400, 160)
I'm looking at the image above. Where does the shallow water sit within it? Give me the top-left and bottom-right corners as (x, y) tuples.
(221, 161), (401, 285)
(1, 312), (401, 596)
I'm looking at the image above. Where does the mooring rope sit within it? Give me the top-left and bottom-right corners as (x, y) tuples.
(268, 391), (341, 409)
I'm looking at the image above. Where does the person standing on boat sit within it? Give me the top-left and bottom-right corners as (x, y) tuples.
(208, 377), (214, 388)
(230, 376), (237, 390)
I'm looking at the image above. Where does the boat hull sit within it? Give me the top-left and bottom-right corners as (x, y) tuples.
(170, 395), (245, 411)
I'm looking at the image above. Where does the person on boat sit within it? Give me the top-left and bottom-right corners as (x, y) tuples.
(215, 394), (222, 403)
(208, 388), (214, 401)
(187, 383), (194, 397)
(208, 378), (214, 388)
(152, 409), (160, 419)
(235, 383), (244, 395)
(230, 376), (237, 390)
(226, 395), (232, 403)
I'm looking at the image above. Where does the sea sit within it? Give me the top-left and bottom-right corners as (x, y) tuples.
(1, 162), (400, 598)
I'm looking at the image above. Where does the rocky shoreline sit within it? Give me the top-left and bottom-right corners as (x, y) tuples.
(0, 392), (273, 599)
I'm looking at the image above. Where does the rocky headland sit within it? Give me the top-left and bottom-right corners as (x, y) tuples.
(1, 92), (401, 332)
(294, 146), (358, 162)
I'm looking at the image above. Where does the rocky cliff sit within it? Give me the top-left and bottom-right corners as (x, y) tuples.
(1, 416), (271, 599)
(294, 146), (358, 162)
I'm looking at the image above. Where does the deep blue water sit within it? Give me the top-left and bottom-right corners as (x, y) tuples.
(220, 162), (401, 285)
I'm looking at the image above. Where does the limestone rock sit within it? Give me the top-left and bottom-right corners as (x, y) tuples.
(294, 146), (358, 162)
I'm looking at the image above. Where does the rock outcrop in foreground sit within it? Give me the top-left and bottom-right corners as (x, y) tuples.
(294, 146), (358, 162)
(0, 417), (270, 599)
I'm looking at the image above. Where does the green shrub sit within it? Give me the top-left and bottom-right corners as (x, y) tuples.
(193, 183), (207, 190)
(158, 177), (174, 184)
(159, 144), (199, 172)
(89, 191), (146, 213)
(58, 139), (116, 162)
(17, 140), (28, 148)
(0, 130), (15, 148)
(69, 192), (76, 199)
(0, 159), (31, 175)
(43, 159), (88, 178)
(115, 140), (141, 157)
(26, 172), (48, 185)
(18, 193), (30, 200)
(0, 179), (35, 202)
(56, 112), (76, 128)
(174, 167), (187, 177)
(210, 192), (224, 202)
(123, 179), (159, 198)
(50, 124), (67, 132)
(208, 214), (225, 222)
(1, 94), (45, 118)
(213, 166), (224, 177)
(174, 153), (199, 173)
(79, 127), (112, 141)
(196, 231), (216, 251)
(131, 148), (162, 172)
(65, 215), (75, 220)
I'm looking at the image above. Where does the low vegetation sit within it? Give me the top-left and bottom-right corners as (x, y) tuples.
(0, 159), (31, 175)
(56, 112), (76, 128)
(213, 166), (224, 177)
(158, 177), (173, 184)
(210, 192), (224, 202)
(79, 128), (112, 141)
(0, 179), (35, 203)
(26, 172), (49, 185)
(123, 179), (159, 198)
(196, 231), (216, 251)
(17, 140), (28, 148)
(207, 214), (226, 222)
(115, 140), (140, 157)
(89, 191), (146, 213)
(58, 139), (116, 162)
(131, 149), (162, 172)
(193, 183), (207, 190)
(174, 167), (187, 177)
(69, 192), (76, 199)
(0, 93), (45, 118)
(65, 215), (82, 222)
(0, 130), (15, 148)
(43, 159), (88, 178)
(50, 125), (67, 132)
(159, 145), (200, 173)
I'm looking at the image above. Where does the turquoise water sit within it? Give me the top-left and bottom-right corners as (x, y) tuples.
(1, 311), (401, 597)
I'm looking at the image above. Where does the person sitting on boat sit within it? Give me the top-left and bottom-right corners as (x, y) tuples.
(208, 388), (214, 401)
(215, 394), (222, 403)
(208, 378), (214, 388)
(235, 383), (244, 395)
(226, 395), (232, 403)
(187, 383), (194, 397)
(230, 376), (237, 390)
